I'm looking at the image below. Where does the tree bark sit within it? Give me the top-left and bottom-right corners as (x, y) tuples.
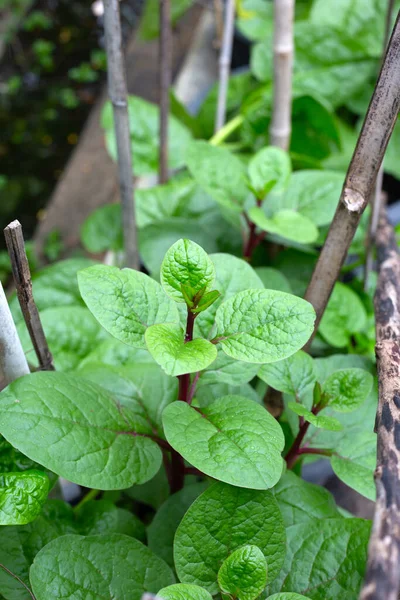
(269, 0), (294, 150)
(0, 282), (29, 388)
(359, 210), (400, 600)
(304, 11), (400, 344)
(103, 0), (139, 270)
(159, 0), (172, 183)
(214, 0), (235, 132)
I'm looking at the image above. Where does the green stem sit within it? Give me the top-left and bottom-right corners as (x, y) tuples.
(74, 488), (99, 512)
(209, 114), (244, 146)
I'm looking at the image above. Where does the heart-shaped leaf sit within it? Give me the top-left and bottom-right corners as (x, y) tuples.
(0, 471), (49, 526)
(218, 545), (267, 600)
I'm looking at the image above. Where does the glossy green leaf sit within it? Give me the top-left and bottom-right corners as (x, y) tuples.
(78, 265), (179, 348)
(218, 545), (267, 600)
(76, 499), (146, 541)
(215, 289), (315, 363)
(145, 323), (217, 376)
(266, 518), (371, 598)
(259, 351), (316, 397)
(331, 432), (376, 501)
(248, 207), (319, 244)
(248, 146), (291, 196)
(148, 482), (208, 567)
(161, 239), (216, 303)
(174, 482), (286, 595)
(30, 534), (175, 599)
(194, 381), (260, 406)
(200, 349), (259, 386)
(323, 368), (373, 413)
(186, 141), (249, 211)
(158, 584), (212, 600)
(0, 471), (49, 526)
(255, 267), (292, 293)
(319, 283), (367, 348)
(288, 402), (343, 431)
(163, 396), (285, 489)
(0, 372), (162, 489)
(81, 203), (122, 253)
(314, 354), (374, 384)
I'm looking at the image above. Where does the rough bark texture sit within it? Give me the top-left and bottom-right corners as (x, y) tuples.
(214, 0), (235, 132)
(270, 0), (294, 150)
(159, 0), (172, 183)
(4, 220), (55, 371)
(0, 282), (29, 389)
(104, 0), (139, 270)
(304, 11), (400, 343)
(359, 210), (400, 600)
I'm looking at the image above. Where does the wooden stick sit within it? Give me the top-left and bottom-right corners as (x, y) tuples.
(4, 220), (55, 371)
(359, 209), (400, 600)
(269, 0), (294, 150)
(103, 0), (139, 270)
(213, 0), (224, 48)
(159, 0), (172, 184)
(214, 0), (235, 133)
(304, 11), (400, 343)
(0, 282), (29, 387)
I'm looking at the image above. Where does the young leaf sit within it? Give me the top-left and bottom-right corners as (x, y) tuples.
(323, 368), (373, 412)
(192, 290), (221, 314)
(218, 545), (267, 600)
(0, 372), (162, 490)
(215, 289), (315, 363)
(287, 402), (343, 431)
(145, 323), (217, 376)
(160, 239), (216, 303)
(248, 146), (291, 196)
(30, 534), (175, 599)
(174, 482), (286, 595)
(258, 351), (316, 397)
(266, 518), (371, 598)
(319, 283), (367, 348)
(163, 396), (285, 489)
(248, 207), (319, 245)
(78, 265), (179, 348)
(331, 432), (377, 501)
(158, 584), (212, 600)
(0, 471), (49, 526)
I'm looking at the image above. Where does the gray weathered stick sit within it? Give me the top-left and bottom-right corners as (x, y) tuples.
(0, 282), (29, 387)
(159, 0), (172, 184)
(270, 0), (295, 150)
(4, 220), (55, 371)
(103, 0), (139, 270)
(214, 0), (235, 132)
(359, 209), (400, 600)
(304, 11), (400, 343)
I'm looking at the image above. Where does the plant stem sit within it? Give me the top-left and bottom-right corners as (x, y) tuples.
(303, 12), (400, 348)
(103, 0), (139, 270)
(74, 488), (99, 512)
(297, 447), (333, 457)
(159, 0), (171, 183)
(0, 563), (36, 599)
(270, 0), (294, 150)
(187, 372), (200, 404)
(215, 0), (235, 132)
(0, 282), (30, 386)
(284, 420), (310, 469)
(209, 114), (244, 146)
(170, 449), (185, 494)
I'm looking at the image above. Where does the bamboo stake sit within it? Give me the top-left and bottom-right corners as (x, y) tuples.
(359, 210), (400, 600)
(103, 0), (139, 270)
(304, 11), (400, 344)
(269, 0), (295, 150)
(0, 282), (29, 387)
(159, 0), (172, 184)
(4, 220), (54, 371)
(214, 0), (235, 133)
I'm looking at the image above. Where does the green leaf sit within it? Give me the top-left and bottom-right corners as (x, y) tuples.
(273, 471), (340, 527)
(0, 372), (162, 490)
(200, 349), (259, 386)
(81, 203), (122, 253)
(126, 465), (169, 510)
(30, 534), (175, 599)
(186, 141), (249, 211)
(79, 338), (155, 369)
(138, 0), (193, 40)
(174, 481), (286, 595)
(267, 595), (311, 599)
(319, 283), (367, 348)
(102, 95), (192, 175)
(248, 207), (319, 245)
(0, 471), (49, 526)
(195, 381), (260, 407)
(218, 545), (267, 600)
(248, 146), (291, 197)
(78, 265), (179, 349)
(266, 518), (371, 598)
(255, 267), (292, 294)
(158, 584), (212, 600)
(215, 289), (315, 363)
(161, 239), (216, 303)
(259, 351), (316, 397)
(145, 323), (217, 376)
(323, 368), (373, 413)
(287, 402), (343, 431)
(236, 0), (273, 42)
(331, 432), (376, 501)
(75, 499), (146, 540)
(148, 482), (208, 567)
(163, 396), (285, 489)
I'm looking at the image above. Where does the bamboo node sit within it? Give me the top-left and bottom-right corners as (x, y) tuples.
(343, 188), (365, 213)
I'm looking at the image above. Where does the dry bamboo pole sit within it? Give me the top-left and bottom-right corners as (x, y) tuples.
(159, 0), (172, 184)
(269, 0), (295, 150)
(0, 282), (29, 387)
(4, 220), (54, 371)
(304, 11), (400, 345)
(103, 0), (139, 270)
(359, 210), (400, 600)
(214, 0), (235, 132)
